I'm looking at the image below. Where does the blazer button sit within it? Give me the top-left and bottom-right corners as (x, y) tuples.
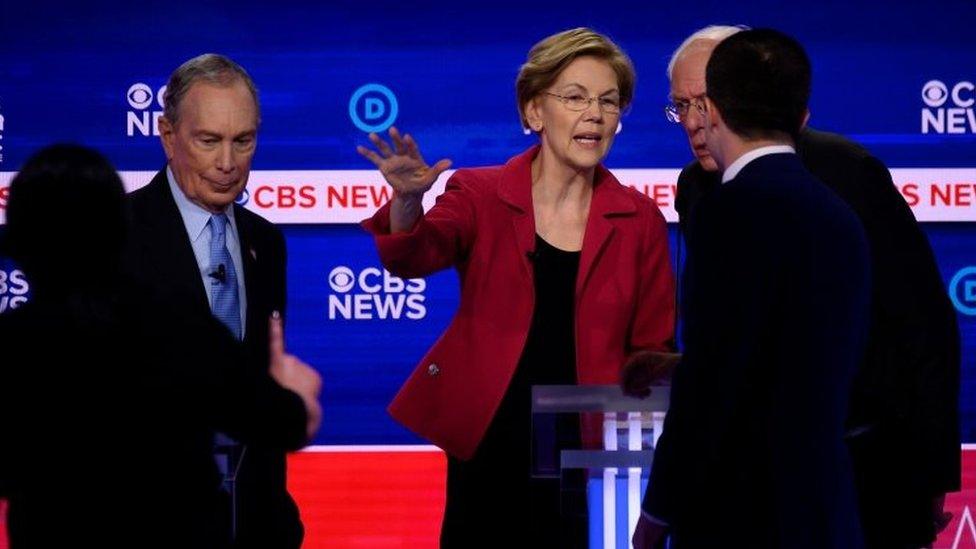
(427, 363), (440, 377)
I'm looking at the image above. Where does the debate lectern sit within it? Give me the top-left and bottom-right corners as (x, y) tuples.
(532, 384), (670, 549)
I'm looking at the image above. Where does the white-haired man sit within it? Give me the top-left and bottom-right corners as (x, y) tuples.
(633, 24), (960, 549)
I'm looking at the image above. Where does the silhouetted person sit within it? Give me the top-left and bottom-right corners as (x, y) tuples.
(0, 144), (321, 548)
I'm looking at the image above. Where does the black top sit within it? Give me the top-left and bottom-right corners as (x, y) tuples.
(477, 235), (580, 461)
(441, 235), (583, 547)
(526, 234), (580, 387)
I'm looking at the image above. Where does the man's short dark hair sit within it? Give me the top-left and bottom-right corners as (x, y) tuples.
(705, 28), (811, 141)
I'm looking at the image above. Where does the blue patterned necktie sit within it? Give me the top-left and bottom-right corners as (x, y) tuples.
(209, 213), (241, 340)
(209, 213), (242, 503)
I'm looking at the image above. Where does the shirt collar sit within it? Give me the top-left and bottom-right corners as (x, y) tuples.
(721, 144), (796, 183)
(166, 166), (237, 241)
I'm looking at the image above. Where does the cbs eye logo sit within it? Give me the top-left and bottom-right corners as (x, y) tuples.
(921, 79), (976, 134)
(922, 80), (949, 108)
(235, 188), (251, 207)
(328, 266), (356, 293)
(127, 83), (166, 110)
(126, 82), (166, 137)
(327, 265), (425, 320)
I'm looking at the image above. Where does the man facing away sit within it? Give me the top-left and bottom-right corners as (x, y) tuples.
(634, 29), (871, 549)
(663, 25), (960, 549)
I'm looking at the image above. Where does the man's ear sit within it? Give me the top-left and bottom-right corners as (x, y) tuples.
(704, 96), (724, 131)
(158, 116), (175, 161)
(801, 108), (811, 130)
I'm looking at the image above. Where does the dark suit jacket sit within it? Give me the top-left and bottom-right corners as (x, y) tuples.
(123, 170), (302, 548)
(675, 130), (961, 524)
(0, 283), (308, 548)
(646, 153), (871, 548)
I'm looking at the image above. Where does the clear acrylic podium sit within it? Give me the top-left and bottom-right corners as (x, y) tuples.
(531, 384), (670, 549)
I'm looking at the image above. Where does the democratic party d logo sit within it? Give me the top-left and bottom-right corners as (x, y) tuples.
(349, 83), (399, 133)
(949, 266), (976, 316)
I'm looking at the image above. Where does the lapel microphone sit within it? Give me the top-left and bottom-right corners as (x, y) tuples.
(209, 263), (227, 284)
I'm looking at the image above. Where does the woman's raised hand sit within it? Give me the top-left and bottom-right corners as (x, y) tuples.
(357, 127), (451, 198)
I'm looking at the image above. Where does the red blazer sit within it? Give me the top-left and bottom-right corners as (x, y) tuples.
(362, 146), (675, 459)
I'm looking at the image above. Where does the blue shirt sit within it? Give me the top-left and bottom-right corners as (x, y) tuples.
(166, 166), (248, 337)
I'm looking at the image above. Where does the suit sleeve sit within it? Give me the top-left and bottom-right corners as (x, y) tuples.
(168, 310), (309, 451)
(361, 172), (478, 279)
(642, 189), (770, 522)
(855, 155), (961, 494)
(215, 351), (309, 452)
(271, 226), (287, 319)
(627, 204), (676, 354)
(204, 224), (302, 446)
(0, 319), (10, 497)
(674, 161), (720, 240)
(674, 163), (697, 238)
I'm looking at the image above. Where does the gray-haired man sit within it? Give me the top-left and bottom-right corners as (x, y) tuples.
(124, 54), (310, 548)
(632, 26), (960, 549)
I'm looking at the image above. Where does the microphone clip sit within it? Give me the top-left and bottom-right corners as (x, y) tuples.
(209, 263), (227, 284)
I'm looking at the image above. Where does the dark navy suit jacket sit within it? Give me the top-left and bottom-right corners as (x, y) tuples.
(675, 130), (961, 545)
(645, 152), (870, 548)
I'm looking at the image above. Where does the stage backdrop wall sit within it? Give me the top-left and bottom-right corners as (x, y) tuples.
(1, 1), (974, 547)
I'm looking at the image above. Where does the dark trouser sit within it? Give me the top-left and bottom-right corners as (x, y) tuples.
(848, 429), (937, 549)
(440, 455), (587, 548)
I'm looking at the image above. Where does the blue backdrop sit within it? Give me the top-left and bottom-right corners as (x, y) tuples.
(1, 0), (973, 444)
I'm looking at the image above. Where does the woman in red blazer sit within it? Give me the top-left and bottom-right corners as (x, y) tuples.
(359, 28), (675, 547)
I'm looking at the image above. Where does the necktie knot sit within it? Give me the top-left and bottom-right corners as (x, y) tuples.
(207, 212), (240, 341)
(210, 213), (228, 238)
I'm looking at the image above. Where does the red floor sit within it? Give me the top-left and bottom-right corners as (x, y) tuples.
(287, 447), (445, 548)
(2, 447), (976, 548)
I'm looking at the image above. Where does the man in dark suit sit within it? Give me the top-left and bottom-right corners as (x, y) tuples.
(666, 26), (960, 549)
(633, 29), (871, 548)
(0, 144), (321, 548)
(123, 54), (306, 548)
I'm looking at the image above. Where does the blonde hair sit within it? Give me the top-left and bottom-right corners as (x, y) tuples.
(516, 27), (635, 129)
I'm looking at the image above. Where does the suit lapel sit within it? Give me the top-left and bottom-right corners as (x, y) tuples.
(497, 148), (537, 281)
(576, 165), (636, 298)
(137, 171), (211, 314)
(234, 205), (261, 345)
(497, 149), (638, 296)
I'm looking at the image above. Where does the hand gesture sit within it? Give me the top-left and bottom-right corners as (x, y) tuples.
(621, 351), (681, 399)
(268, 312), (323, 443)
(933, 494), (952, 535)
(356, 126), (451, 198)
(632, 513), (668, 548)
